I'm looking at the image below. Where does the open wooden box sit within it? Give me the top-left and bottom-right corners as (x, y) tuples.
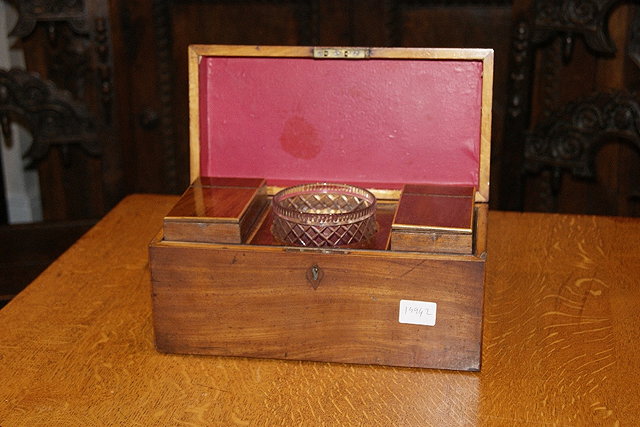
(149, 45), (493, 371)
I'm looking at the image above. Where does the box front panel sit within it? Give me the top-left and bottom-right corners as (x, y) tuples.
(198, 56), (483, 188)
(151, 243), (485, 370)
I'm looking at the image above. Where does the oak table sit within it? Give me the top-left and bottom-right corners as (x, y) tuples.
(1, 195), (638, 425)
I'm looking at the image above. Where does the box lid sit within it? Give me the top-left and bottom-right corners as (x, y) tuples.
(189, 45), (493, 202)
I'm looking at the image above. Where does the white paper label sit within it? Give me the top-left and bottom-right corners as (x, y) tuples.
(399, 300), (437, 326)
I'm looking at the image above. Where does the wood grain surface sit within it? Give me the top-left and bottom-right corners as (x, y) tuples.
(164, 178), (267, 244)
(1, 195), (639, 425)
(151, 236), (484, 370)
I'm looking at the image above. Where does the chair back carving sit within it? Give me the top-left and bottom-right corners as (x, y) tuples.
(504, 0), (640, 214)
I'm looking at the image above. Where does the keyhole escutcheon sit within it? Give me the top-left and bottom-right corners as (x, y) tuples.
(306, 264), (323, 289)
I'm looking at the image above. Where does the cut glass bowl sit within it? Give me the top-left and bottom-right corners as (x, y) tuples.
(271, 183), (377, 247)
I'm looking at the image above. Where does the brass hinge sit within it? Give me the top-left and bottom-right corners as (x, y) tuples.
(313, 47), (370, 59)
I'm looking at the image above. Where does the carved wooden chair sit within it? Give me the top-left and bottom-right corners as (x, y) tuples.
(0, 68), (100, 167)
(524, 90), (640, 209)
(502, 0), (640, 215)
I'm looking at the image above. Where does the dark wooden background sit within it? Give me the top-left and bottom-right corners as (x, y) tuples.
(2, 0), (640, 305)
(8, 0), (640, 221)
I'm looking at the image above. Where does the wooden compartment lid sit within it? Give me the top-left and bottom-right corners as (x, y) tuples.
(189, 45), (493, 202)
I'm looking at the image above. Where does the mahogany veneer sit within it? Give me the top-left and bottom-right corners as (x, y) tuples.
(391, 184), (475, 254)
(163, 177), (267, 244)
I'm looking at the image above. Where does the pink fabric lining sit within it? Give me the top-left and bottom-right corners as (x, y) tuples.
(199, 56), (482, 187)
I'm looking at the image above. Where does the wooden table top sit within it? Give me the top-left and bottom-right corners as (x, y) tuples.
(1, 194), (639, 425)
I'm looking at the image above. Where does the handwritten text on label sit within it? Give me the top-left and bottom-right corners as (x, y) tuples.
(399, 300), (437, 326)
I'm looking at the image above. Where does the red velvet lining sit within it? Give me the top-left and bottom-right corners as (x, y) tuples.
(199, 56), (482, 187)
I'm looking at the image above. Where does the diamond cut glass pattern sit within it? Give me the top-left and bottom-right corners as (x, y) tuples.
(271, 183), (377, 247)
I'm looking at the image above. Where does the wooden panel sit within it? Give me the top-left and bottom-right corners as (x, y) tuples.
(150, 240), (485, 371)
(109, 0), (175, 193)
(391, 230), (473, 255)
